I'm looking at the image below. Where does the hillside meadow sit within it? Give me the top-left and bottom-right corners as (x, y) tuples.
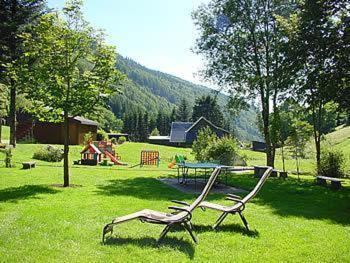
(0, 134), (350, 262)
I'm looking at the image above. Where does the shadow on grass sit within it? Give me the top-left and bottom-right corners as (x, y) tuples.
(0, 185), (59, 203)
(96, 177), (193, 201)
(104, 236), (195, 259)
(224, 174), (350, 226)
(193, 223), (260, 238)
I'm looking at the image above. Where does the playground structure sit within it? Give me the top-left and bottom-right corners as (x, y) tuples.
(80, 141), (125, 166)
(140, 150), (160, 167)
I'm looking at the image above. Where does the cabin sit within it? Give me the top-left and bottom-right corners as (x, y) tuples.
(16, 113), (98, 145)
(148, 117), (230, 146)
(251, 141), (266, 152)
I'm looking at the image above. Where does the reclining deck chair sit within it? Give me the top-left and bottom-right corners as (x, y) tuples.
(102, 167), (221, 244)
(198, 167), (272, 231)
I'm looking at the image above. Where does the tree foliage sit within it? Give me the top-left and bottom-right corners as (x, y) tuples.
(176, 98), (191, 122)
(279, 0), (350, 172)
(193, 0), (296, 166)
(192, 95), (224, 127)
(0, 0), (47, 146)
(11, 0), (123, 186)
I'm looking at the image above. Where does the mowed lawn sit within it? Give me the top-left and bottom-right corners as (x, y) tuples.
(0, 142), (350, 262)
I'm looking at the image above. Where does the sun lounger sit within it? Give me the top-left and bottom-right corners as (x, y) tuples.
(102, 167), (222, 244)
(198, 167), (273, 231)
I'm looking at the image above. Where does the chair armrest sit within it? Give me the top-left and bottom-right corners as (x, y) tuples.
(226, 193), (242, 199)
(226, 197), (241, 202)
(171, 200), (190, 206)
(168, 206), (192, 220)
(225, 197), (246, 211)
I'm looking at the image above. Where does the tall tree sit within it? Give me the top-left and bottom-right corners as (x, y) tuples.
(12, 0), (123, 186)
(287, 120), (313, 179)
(176, 98), (191, 122)
(192, 95), (224, 127)
(0, 0), (46, 147)
(282, 0), (350, 172)
(193, 0), (296, 166)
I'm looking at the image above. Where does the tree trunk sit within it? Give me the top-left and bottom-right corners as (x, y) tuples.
(262, 104), (273, 167)
(312, 101), (323, 175)
(0, 121), (2, 143)
(9, 82), (16, 147)
(281, 144), (285, 172)
(63, 111), (70, 187)
(9, 1), (17, 147)
(315, 136), (321, 174)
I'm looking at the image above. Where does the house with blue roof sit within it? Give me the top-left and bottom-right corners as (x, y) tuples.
(149, 116), (230, 146)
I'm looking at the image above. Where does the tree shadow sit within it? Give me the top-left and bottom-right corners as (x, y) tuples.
(193, 223), (260, 238)
(0, 185), (59, 203)
(96, 177), (225, 202)
(104, 236), (195, 259)
(96, 177), (194, 201)
(225, 174), (350, 226)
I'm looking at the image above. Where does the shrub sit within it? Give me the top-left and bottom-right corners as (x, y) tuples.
(83, 132), (93, 145)
(192, 127), (217, 162)
(110, 137), (117, 144)
(33, 145), (63, 162)
(118, 136), (126, 144)
(97, 129), (108, 141)
(205, 136), (239, 165)
(319, 148), (345, 178)
(150, 128), (160, 136)
(0, 147), (13, 168)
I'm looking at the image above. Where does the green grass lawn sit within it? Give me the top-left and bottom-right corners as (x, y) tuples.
(0, 142), (350, 262)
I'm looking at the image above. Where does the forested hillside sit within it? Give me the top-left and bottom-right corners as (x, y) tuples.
(110, 55), (262, 141)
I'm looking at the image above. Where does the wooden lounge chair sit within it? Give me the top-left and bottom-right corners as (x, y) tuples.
(198, 167), (273, 231)
(102, 167), (222, 244)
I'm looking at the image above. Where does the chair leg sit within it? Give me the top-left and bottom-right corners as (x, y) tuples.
(157, 224), (172, 244)
(238, 211), (250, 231)
(102, 223), (114, 244)
(183, 222), (198, 244)
(213, 212), (228, 230)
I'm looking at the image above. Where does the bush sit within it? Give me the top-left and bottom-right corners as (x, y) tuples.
(33, 145), (63, 162)
(110, 137), (117, 144)
(206, 136), (239, 165)
(150, 128), (160, 136)
(192, 127), (217, 162)
(118, 136), (126, 144)
(83, 132), (93, 145)
(96, 129), (108, 141)
(319, 149), (345, 178)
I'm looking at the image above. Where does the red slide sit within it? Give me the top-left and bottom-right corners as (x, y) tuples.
(104, 151), (125, 166)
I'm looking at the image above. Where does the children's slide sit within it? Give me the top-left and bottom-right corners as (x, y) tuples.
(104, 151), (125, 166)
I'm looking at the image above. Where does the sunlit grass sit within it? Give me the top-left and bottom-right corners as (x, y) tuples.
(0, 142), (349, 262)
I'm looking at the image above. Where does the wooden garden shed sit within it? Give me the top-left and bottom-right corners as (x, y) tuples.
(16, 113), (98, 145)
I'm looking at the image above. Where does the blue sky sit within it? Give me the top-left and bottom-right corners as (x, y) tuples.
(47, 0), (210, 86)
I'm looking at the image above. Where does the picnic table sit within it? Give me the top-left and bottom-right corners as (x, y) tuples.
(177, 162), (249, 189)
(316, 176), (343, 190)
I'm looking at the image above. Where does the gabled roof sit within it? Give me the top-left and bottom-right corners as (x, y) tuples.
(185, 116), (230, 134)
(80, 143), (102, 154)
(169, 122), (193, 143)
(72, 116), (98, 126)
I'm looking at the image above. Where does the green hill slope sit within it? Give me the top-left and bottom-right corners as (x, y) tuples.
(326, 125), (350, 156)
(110, 55), (262, 141)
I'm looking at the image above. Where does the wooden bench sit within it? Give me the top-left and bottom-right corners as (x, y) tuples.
(316, 176), (343, 190)
(254, 166), (288, 179)
(22, 162), (36, 169)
